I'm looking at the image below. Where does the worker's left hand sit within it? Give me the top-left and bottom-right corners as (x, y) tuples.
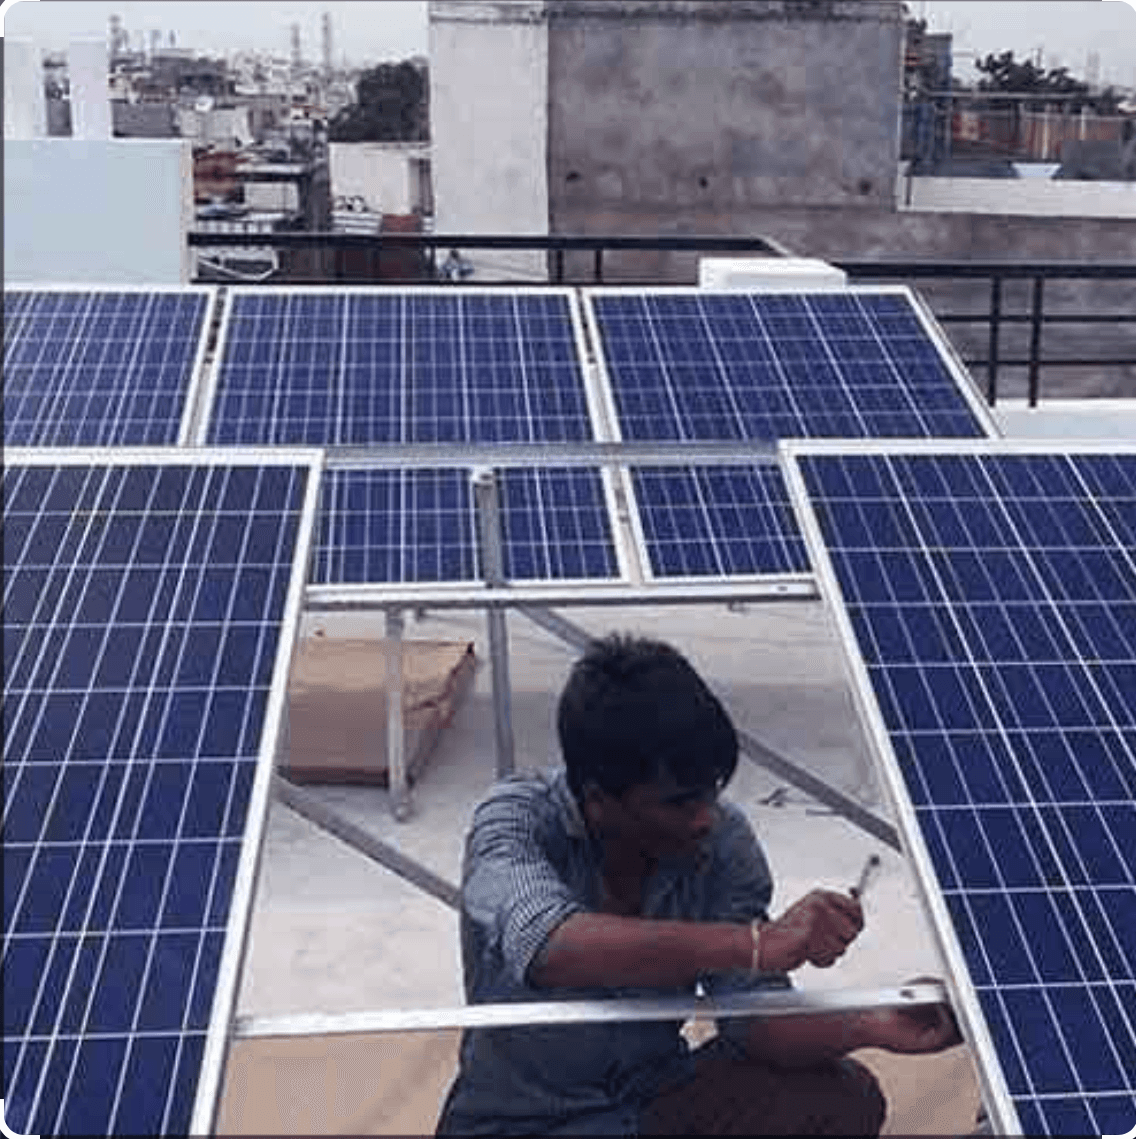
(863, 977), (963, 1055)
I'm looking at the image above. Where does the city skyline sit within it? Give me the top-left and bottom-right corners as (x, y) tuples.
(3, 1), (1135, 84)
(2, 1), (428, 66)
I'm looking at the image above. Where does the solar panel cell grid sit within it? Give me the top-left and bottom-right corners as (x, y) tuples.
(313, 467), (620, 585)
(3, 456), (313, 1137)
(790, 448), (1136, 1137)
(3, 291), (210, 447)
(630, 465), (809, 578)
(589, 291), (988, 444)
(207, 292), (595, 445)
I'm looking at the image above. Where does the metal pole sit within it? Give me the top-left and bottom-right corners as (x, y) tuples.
(472, 469), (515, 777)
(1028, 276), (1045, 408)
(385, 606), (410, 820)
(986, 276), (1002, 406)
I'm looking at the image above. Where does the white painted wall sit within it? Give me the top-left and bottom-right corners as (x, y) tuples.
(69, 37), (112, 140)
(4, 139), (194, 285)
(4, 38), (47, 139)
(245, 182), (300, 211)
(177, 106), (255, 148)
(899, 174), (1136, 218)
(429, 0), (548, 280)
(329, 142), (427, 214)
(994, 399), (1136, 440)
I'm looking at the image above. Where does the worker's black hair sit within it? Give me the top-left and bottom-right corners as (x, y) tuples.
(557, 634), (738, 807)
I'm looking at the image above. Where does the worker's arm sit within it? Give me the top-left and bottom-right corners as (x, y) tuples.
(743, 988), (962, 1070)
(530, 913), (751, 989)
(531, 889), (862, 989)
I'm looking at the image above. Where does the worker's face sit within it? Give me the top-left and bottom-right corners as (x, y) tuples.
(586, 771), (722, 861)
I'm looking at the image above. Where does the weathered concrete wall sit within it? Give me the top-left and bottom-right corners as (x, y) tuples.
(429, 0), (549, 280)
(900, 175), (1136, 218)
(547, 0), (906, 226)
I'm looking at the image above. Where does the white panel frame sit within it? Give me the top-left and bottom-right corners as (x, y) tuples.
(780, 437), (1136, 1138)
(3, 445), (325, 1138)
(3, 284), (218, 448)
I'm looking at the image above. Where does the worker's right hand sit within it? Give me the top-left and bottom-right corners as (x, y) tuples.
(757, 889), (864, 972)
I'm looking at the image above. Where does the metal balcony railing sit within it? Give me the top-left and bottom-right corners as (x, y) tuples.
(186, 230), (1136, 406)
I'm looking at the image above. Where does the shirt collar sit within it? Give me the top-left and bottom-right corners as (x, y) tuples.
(551, 769), (590, 840)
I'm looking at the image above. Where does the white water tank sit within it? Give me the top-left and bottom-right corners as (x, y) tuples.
(699, 258), (848, 291)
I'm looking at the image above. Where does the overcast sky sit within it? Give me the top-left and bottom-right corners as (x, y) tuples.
(3, 0), (1135, 83)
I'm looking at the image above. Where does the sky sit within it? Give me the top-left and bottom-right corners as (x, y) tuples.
(2, 0), (1134, 83)
(920, 0), (1136, 86)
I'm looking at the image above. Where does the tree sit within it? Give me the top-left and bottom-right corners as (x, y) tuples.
(975, 50), (1092, 110)
(328, 61), (428, 143)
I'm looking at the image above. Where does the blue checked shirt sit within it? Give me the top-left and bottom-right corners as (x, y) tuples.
(436, 769), (790, 1136)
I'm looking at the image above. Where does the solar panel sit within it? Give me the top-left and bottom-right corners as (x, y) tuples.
(203, 289), (598, 446)
(313, 466), (623, 585)
(586, 288), (992, 444)
(3, 288), (213, 447)
(783, 442), (1136, 1137)
(586, 287), (994, 580)
(2, 449), (321, 1137)
(628, 464), (809, 578)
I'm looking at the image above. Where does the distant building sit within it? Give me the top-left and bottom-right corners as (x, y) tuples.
(113, 101), (179, 138)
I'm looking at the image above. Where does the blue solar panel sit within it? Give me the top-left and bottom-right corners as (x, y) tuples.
(588, 290), (989, 443)
(3, 290), (211, 447)
(629, 465), (809, 578)
(313, 467), (621, 585)
(206, 291), (596, 445)
(787, 445), (1136, 1137)
(3, 453), (317, 1136)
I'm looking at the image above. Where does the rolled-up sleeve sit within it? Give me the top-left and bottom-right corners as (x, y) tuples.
(462, 782), (587, 990)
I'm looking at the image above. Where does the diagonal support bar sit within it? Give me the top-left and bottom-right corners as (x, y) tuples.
(274, 775), (460, 910)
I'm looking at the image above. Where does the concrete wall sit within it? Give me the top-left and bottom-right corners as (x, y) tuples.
(4, 139), (194, 285)
(900, 175), (1136, 218)
(547, 0), (905, 230)
(429, 0), (549, 280)
(4, 38), (47, 139)
(330, 142), (428, 214)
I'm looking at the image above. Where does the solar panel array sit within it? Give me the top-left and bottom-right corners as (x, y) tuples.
(314, 467), (621, 585)
(205, 291), (596, 445)
(3, 290), (211, 447)
(786, 445), (1136, 1138)
(586, 289), (991, 579)
(3, 453), (317, 1137)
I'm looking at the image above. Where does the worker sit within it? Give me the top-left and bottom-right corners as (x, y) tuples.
(436, 634), (962, 1135)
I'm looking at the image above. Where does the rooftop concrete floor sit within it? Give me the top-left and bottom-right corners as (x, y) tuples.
(220, 401), (1136, 1134)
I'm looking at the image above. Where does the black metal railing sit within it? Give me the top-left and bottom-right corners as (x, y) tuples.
(835, 260), (1136, 407)
(187, 231), (1136, 406)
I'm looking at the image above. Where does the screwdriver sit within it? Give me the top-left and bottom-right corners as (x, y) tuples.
(850, 854), (881, 901)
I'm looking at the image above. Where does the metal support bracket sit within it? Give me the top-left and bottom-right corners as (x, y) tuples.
(234, 981), (949, 1039)
(385, 606), (410, 820)
(472, 468), (515, 778)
